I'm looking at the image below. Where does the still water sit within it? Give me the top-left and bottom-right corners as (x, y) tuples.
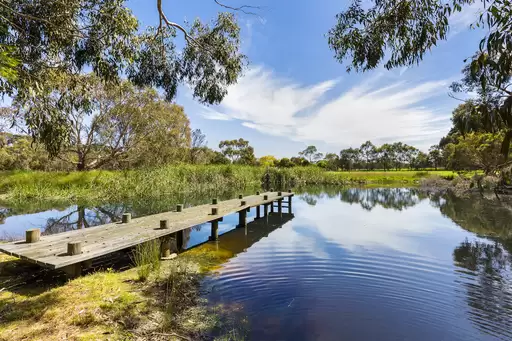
(2, 188), (512, 340)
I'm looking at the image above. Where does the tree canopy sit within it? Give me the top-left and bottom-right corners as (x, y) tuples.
(0, 0), (246, 155)
(328, 0), (511, 75)
(219, 138), (256, 165)
(10, 74), (191, 170)
(328, 0), (512, 162)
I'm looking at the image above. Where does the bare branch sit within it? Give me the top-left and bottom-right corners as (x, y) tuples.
(448, 92), (472, 103)
(156, 0), (198, 45)
(213, 0), (262, 16)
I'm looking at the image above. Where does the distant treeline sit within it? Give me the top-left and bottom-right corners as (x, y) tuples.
(1, 81), (510, 174)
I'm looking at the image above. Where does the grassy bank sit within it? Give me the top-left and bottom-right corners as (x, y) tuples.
(0, 165), (457, 206)
(0, 243), (244, 341)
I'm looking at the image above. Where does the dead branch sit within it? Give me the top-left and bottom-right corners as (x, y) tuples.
(213, 0), (262, 15)
(448, 92), (475, 103)
(156, 0), (198, 45)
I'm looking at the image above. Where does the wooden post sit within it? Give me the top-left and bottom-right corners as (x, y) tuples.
(263, 195), (268, 200)
(288, 195), (293, 213)
(67, 241), (82, 256)
(237, 209), (247, 228)
(25, 228), (40, 243)
(209, 220), (219, 241)
(176, 204), (183, 212)
(160, 236), (171, 258)
(83, 259), (93, 269)
(270, 188), (274, 192)
(278, 199), (282, 213)
(212, 198), (218, 205)
(278, 191), (282, 196)
(239, 194), (243, 199)
(176, 230), (184, 252)
(62, 264), (82, 278)
(122, 213), (131, 223)
(263, 204), (268, 217)
(256, 205), (261, 219)
(256, 191), (260, 195)
(241, 200), (247, 206)
(160, 219), (169, 229)
(212, 207), (218, 215)
(270, 201), (274, 213)
(288, 189), (292, 193)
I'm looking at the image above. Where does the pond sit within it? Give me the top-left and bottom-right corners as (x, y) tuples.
(1, 187), (512, 340)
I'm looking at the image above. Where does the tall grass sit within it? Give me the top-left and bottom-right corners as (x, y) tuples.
(132, 239), (161, 281)
(0, 165), (457, 205)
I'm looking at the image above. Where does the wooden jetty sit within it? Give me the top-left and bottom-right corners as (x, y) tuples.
(0, 191), (294, 277)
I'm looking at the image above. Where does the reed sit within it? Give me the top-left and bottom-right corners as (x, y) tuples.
(132, 239), (161, 281)
(0, 166), (457, 206)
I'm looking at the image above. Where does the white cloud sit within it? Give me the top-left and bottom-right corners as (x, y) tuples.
(200, 66), (453, 150)
(201, 107), (233, 121)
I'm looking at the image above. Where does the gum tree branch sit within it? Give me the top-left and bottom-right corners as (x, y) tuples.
(213, 0), (262, 16)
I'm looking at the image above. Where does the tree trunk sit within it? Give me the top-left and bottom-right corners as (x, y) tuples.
(77, 206), (86, 229)
(501, 129), (512, 162)
(77, 151), (86, 171)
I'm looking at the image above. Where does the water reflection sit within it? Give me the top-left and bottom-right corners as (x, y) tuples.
(297, 187), (427, 211)
(2, 188), (512, 340)
(453, 239), (512, 338)
(206, 188), (512, 341)
(0, 191), (248, 238)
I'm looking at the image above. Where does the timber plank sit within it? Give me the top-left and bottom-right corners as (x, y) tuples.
(0, 192), (293, 269)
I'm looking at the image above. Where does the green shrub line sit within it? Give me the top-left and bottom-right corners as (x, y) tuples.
(0, 165), (458, 206)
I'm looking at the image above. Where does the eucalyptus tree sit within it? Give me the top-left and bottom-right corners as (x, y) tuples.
(219, 138), (256, 165)
(428, 145), (443, 170)
(328, 0), (512, 161)
(360, 141), (377, 170)
(323, 153), (340, 170)
(328, 0), (511, 75)
(190, 129), (208, 164)
(12, 74), (191, 170)
(299, 145), (319, 163)
(378, 144), (396, 171)
(339, 147), (361, 170)
(0, 0), (247, 156)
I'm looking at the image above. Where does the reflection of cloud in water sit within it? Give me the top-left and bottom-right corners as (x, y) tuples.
(271, 192), (465, 259)
(207, 189), (512, 341)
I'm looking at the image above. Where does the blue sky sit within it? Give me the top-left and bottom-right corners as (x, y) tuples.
(134, 1), (481, 157)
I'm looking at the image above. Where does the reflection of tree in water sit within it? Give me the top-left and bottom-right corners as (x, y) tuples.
(299, 187), (426, 211)
(453, 239), (512, 337)
(42, 204), (127, 235)
(343, 188), (428, 211)
(438, 194), (512, 338)
(42, 203), (192, 248)
(433, 193), (512, 244)
(0, 208), (6, 225)
(301, 194), (318, 206)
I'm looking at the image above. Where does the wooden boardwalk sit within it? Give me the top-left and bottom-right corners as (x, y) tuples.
(0, 191), (294, 276)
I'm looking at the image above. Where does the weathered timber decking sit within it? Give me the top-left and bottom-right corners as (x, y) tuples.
(0, 191), (294, 270)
